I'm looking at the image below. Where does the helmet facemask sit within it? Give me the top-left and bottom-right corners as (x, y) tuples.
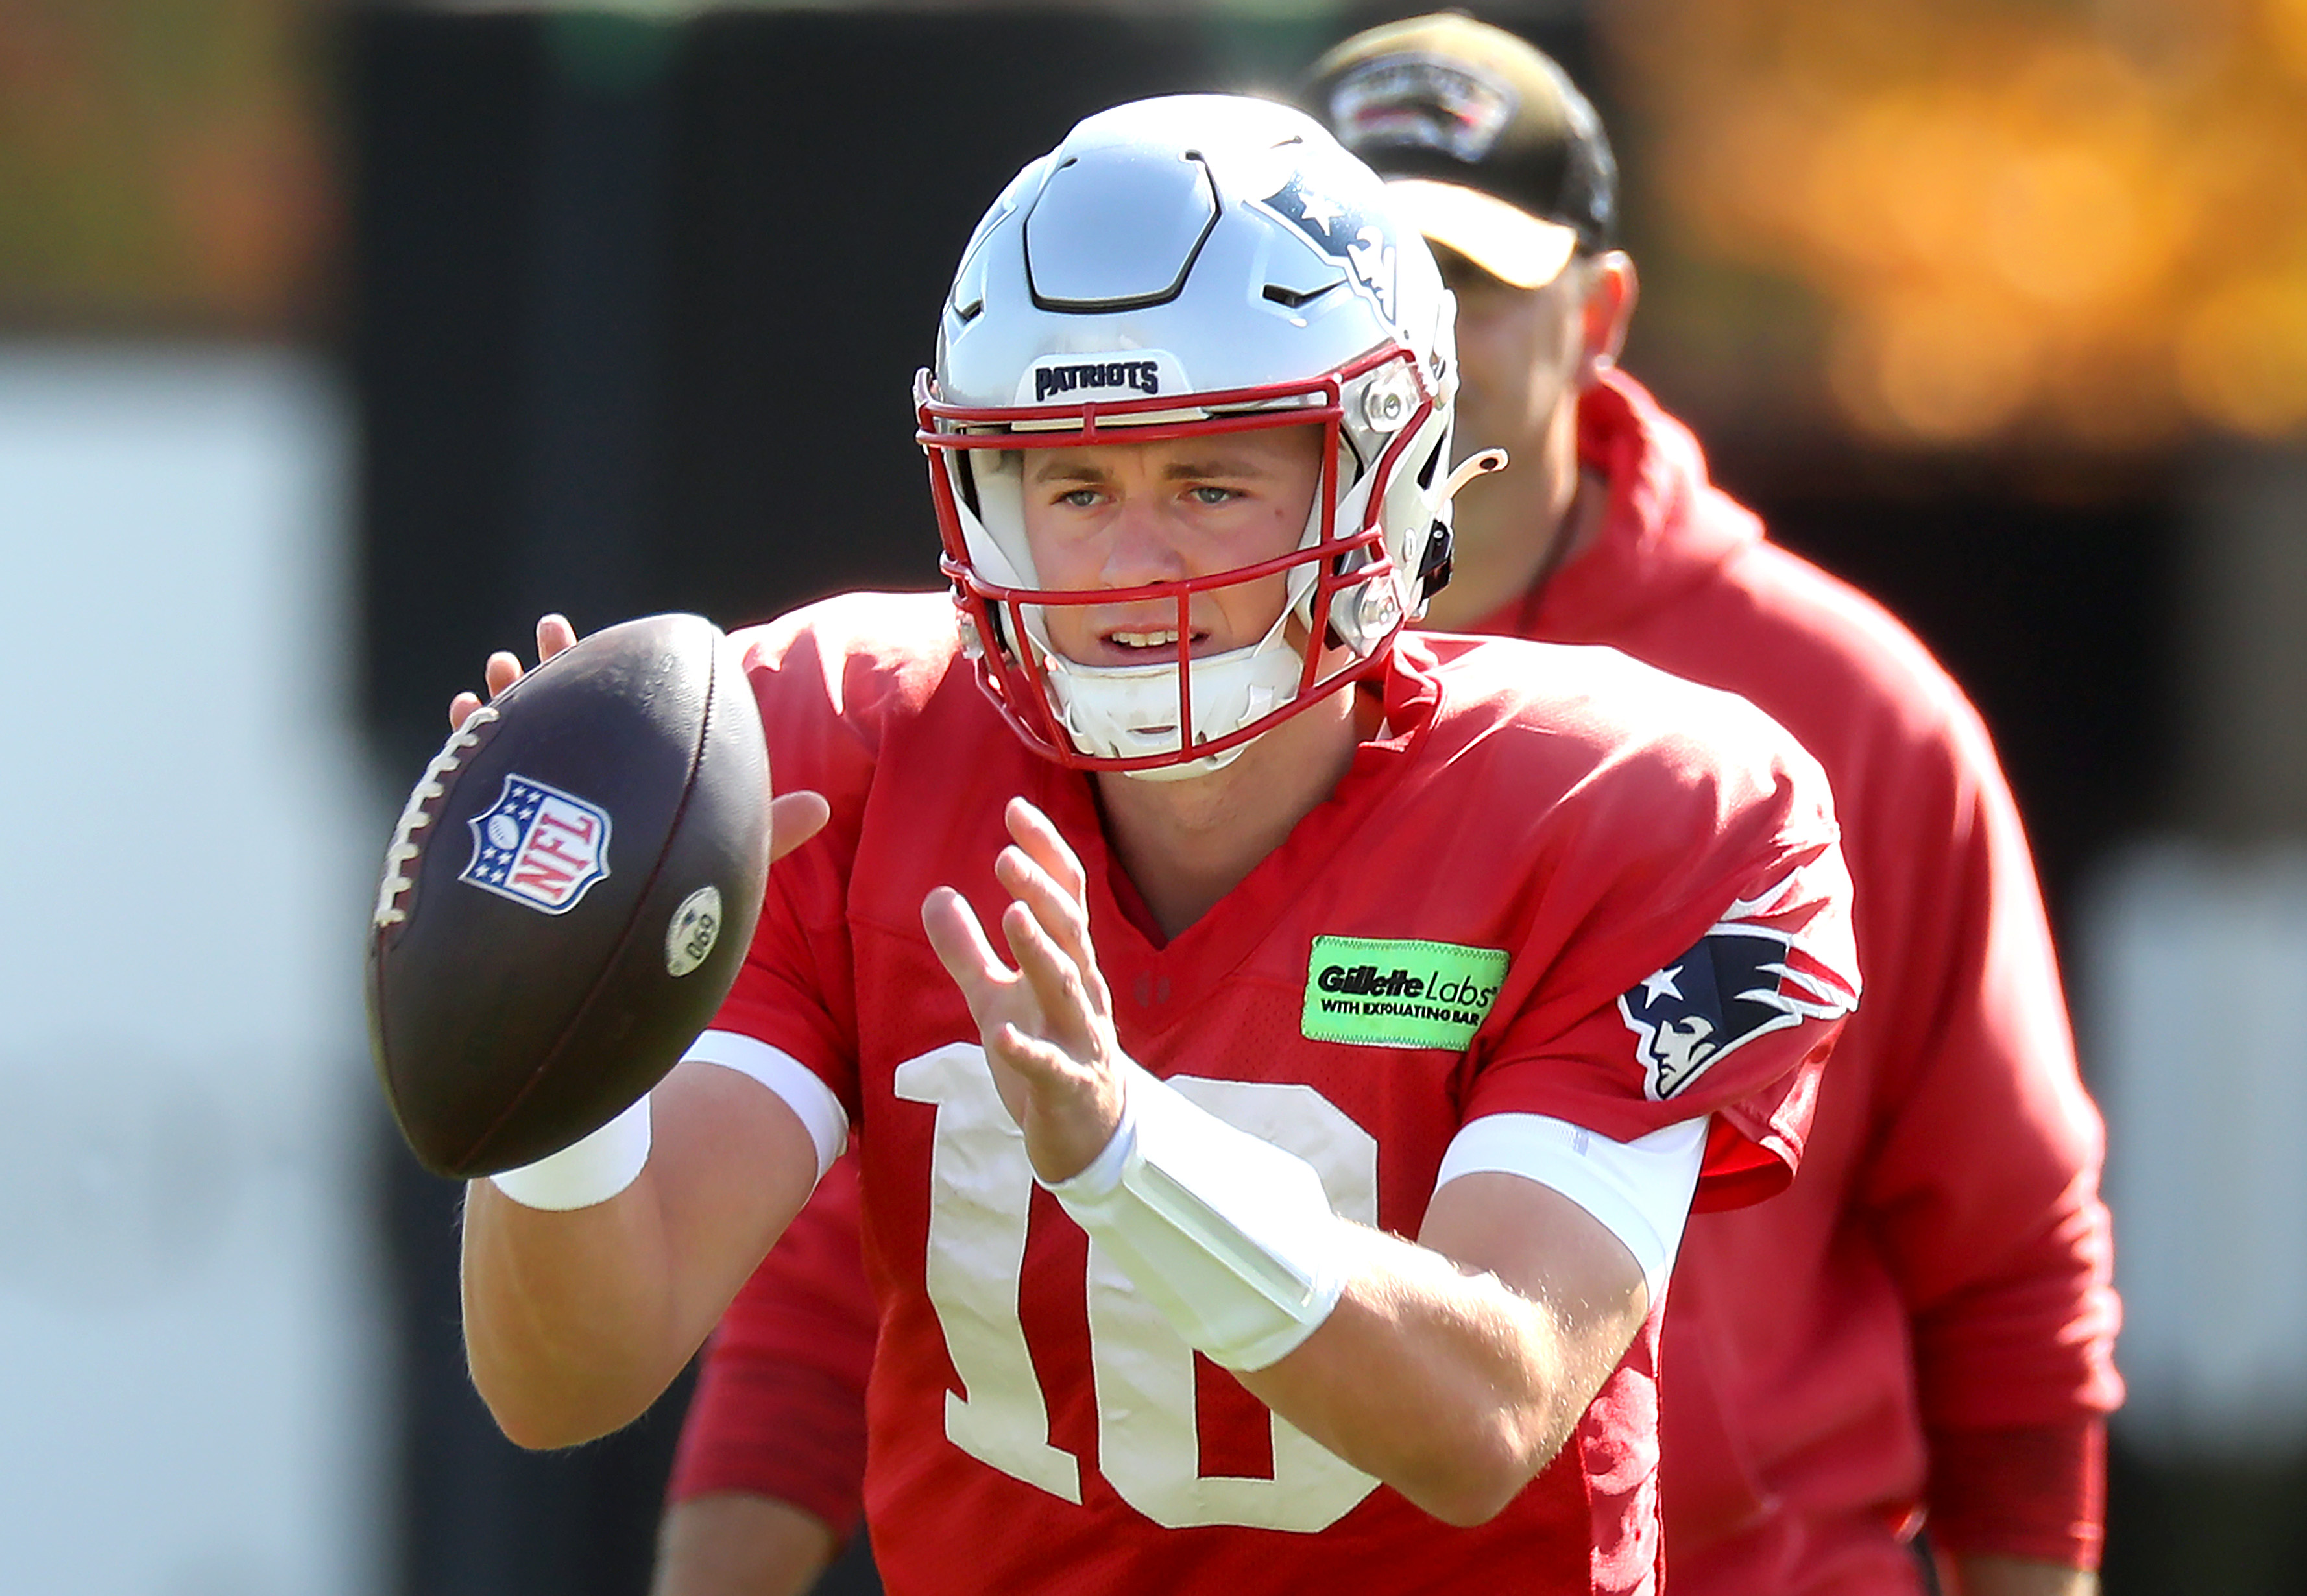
(919, 95), (1464, 778)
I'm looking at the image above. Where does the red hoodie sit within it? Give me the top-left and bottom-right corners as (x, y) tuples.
(1459, 370), (2120, 1591)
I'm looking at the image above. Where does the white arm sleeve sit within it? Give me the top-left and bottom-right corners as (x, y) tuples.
(1434, 1113), (1708, 1304)
(680, 1029), (851, 1180)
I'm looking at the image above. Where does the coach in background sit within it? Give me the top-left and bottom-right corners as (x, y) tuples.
(655, 18), (2121, 1596)
(1307, 17), (2120, 1593)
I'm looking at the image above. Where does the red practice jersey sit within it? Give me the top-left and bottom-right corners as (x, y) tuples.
(671, 374), (2121, 1592)
(698, 594), (1856, 1596)
(667, 1151), (876, 1539)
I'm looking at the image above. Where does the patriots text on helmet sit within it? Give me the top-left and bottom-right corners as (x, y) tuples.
(1033, 359), (1163, 403)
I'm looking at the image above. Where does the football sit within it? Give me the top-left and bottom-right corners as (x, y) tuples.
(366, 612), (771, 1179)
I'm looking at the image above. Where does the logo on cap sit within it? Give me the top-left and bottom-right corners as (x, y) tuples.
(1328, 54), (1518, 164)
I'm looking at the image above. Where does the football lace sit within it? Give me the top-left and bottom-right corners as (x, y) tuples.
(372, 705), (500, 929)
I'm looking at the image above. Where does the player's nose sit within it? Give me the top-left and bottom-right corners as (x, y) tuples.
(1095, 493), (1190, 587)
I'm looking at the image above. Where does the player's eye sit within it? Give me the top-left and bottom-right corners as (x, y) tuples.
(1187, 485), (1242, 507)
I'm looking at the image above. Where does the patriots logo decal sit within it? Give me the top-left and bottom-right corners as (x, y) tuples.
(1257, 173), (1399, 323)
(1618, 902), (1857, 1102)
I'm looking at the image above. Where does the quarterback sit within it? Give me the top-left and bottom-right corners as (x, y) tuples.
(457, 95), (1858, 1595)
(668, 25), (2122, 1596)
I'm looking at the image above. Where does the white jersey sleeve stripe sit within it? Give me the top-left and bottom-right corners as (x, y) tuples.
(1434, 1113), (1708, 1304)
(681, 1029), (851, 1180)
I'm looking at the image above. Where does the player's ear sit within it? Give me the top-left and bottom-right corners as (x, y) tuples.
(1577, 252), (1639, 385)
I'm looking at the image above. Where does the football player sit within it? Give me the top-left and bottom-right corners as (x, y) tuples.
(655, 21), (2123, 1596)
(459, 93), (1858, 1595)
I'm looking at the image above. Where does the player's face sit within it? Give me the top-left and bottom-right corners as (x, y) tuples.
(1019, 426), (1325, 668)
(1441, 248), (1589, 467)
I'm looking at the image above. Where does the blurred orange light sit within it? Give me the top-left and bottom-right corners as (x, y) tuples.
(1986, 145), (2144, 308)
(1604, 0), (2307, 447)
(0, 1), (328, 335)
(2177, 274), (2307, 437)
(2262, 0), (2307, 79)
(1833, 291), (2043, 442)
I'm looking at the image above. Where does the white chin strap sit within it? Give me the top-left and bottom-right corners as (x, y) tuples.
(1040, 615), (1306, 782)
(1038, 457), (1360, 780)
(953, 435), (1397, 781)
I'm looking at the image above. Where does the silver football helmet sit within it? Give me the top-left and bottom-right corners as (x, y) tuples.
(919, 93), (1465, 778)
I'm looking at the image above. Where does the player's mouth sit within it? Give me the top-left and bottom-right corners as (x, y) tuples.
(1100, 626), (1209, 663)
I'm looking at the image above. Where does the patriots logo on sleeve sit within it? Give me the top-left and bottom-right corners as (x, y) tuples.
(1618, 891), (1858, 1102)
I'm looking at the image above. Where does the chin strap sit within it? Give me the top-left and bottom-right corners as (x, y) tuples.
(1442, 447), (1510, 502)
(1413, 449), (1510, 609)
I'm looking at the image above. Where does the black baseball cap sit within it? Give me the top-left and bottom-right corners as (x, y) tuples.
(1304, 13), (1619, 289)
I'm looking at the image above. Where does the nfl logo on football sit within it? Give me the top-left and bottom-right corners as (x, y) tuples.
(459, 773), (613, 914)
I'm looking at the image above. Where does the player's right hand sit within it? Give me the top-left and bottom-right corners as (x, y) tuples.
(923, 796), (1130, 1186)
(446, 611), (832, 866)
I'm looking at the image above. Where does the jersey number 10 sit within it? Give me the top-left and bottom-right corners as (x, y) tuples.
(895, 1043), (1382, 1532)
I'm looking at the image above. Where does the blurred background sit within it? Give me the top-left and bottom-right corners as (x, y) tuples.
(1, 0), (2302, 1590)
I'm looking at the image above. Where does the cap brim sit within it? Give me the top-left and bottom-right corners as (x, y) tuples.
(1384, 178), (1580, 291)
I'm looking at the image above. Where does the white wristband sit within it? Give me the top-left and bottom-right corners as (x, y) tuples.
(1046, 1067), (1353, 1372)
(487, 1096), (653, 1211)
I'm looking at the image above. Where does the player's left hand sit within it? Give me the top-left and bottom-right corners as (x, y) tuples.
(447, 612), (580, 731)
(446, 611), (832, 870)
(923, 797), (1129, 1184)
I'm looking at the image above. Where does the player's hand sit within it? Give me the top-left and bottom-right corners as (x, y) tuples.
(446, 612), (830, 866)
(448, 612), (580, 731)
(923, 796), (1128, 1184)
